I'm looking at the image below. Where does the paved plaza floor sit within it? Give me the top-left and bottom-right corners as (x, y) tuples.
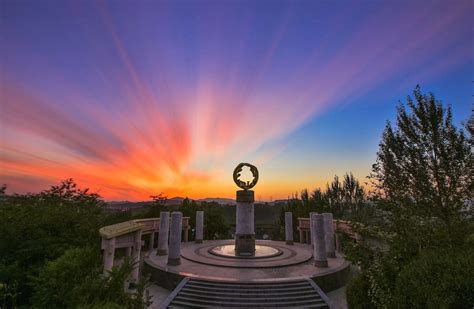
(145, 240), (349, 282)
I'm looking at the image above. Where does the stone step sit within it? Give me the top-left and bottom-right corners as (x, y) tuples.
(171, 295), (329, 308)
(187, 280), (309, 289)
(182, 283), (315, 293)
(178, 290), (324, 302)
(161, 278), (333, 308)
(180, 286), (318, 297)
(169, 302), (326, 309)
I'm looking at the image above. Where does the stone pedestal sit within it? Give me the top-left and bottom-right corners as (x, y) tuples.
(167, 212), (182, 266)
(131, 230), (142, 282)
(323, 213), (336, 258)
(285, 212), (294, 245)
(235, 190), (255, 256)
(195, 211), (204, 243)
(157, 212), (169, 256)
(311, 213), (328, 267)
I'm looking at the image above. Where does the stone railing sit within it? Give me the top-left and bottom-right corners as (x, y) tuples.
(99, 216), (190, 283)
(297, 217), (358, 244)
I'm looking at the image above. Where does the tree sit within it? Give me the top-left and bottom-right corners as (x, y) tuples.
(0, 179), (148, 307)
(32, 247), (151, 308)
(370, 86), (472, 248)
(0, 179), (106, 306)
(356, 86), (474, 308)
(200, 202), (230, 240)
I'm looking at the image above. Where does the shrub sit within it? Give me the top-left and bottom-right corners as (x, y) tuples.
(391, 247), (474, 308)
(346, 273), (376, 309)
(32, 247), (151, 308)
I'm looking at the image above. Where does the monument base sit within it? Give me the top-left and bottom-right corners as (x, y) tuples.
(235, 234), (255, 256)
(314, 260), (328, 268)
(167, 258), (181, 266)
(157, 249), (168, 256)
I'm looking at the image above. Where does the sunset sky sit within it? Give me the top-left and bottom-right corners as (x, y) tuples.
(1, 0), (472, 201)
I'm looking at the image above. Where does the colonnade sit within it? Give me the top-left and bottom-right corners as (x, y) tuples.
(101, 210), (338, 282)
(284, 211), (337, 268)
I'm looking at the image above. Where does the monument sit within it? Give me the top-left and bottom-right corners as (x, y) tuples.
(233, 162), (259, 256)
(99, 163), (351, 307)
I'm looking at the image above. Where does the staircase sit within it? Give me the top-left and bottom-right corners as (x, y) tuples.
(160, 277), (332, 308)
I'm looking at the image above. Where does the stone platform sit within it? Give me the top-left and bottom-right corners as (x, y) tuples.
(143, 240), (350, 292)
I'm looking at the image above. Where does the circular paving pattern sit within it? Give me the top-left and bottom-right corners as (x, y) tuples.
(180, 240), (312, 268)
(144, 240), (351, 291)
(208, 244), (282, 259)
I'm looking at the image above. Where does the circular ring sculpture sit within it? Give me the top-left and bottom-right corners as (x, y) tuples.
(233, 162), (259, 190)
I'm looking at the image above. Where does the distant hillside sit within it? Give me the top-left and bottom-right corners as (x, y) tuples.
(105, 198), (285, 227)
(198, 197), (236, 205)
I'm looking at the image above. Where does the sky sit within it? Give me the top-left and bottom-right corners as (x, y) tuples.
(1, 0), (473, 201)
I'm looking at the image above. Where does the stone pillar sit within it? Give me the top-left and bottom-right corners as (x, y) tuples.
(102, 237), (115, 274)
(126, 246), (132, 257)
(183, 228), (189, 242)
(167, 212), (182, 266)
(131, 230), (142, 282)
(195, 211), (204, 243)
(323, 213), (336, 258)
(285, 212), (294, 245)
(235, 190), (255, 256)
(157, 212), (169, 256)
(311, 213), (328, 267)
(335, 233), (341, 252)
(149, 231), (155, 251)
(309, 212), (316, 246)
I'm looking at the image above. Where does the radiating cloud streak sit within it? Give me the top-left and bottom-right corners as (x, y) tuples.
(1, 0), (472, 200)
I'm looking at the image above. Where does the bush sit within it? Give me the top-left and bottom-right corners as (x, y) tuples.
(391, 247), (474, 308)
(346, 273), (376, 309)
(32, 247), (101, 308)
(32, 247), (151, 308)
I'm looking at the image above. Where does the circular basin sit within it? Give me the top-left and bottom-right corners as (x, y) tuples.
(209, 244), (283, 259)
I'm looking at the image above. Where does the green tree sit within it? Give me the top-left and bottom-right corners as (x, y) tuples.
(201, 202), (230, 239)
(370, 86), (472, 249)
(0, 179), (150, 307)
(181, 198), (199, 240)
(32, 247), (151, 309)
(0, 179), (106, 306)
(361, 86), (473, 308)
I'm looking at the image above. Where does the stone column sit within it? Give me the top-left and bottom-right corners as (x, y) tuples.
(183, 228), (189, 242)
(102, 237), (115, 274)
(195, 211), (204, 243)
(131, 230), (142, 282)
(149, 231), (155, 251)
(311, 213), (328, 267)
(157, 212), (169, 256)
(235, 190), (255, 256)
(323, 213), (336, 258)
(309, 212), (316, 246)
(167, 212), (182, 266)
(285, 212), (294, 245)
